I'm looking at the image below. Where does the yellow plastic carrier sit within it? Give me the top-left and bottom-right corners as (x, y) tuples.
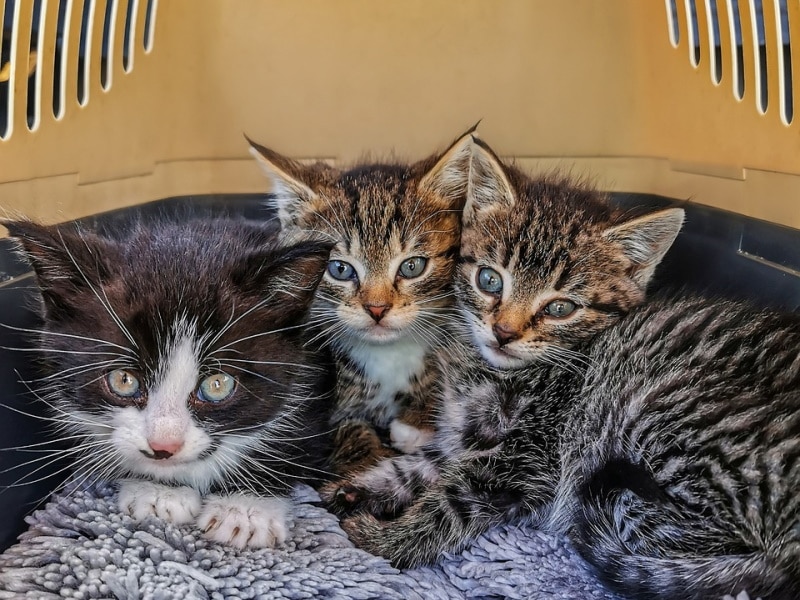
(0, 1), (798, 230)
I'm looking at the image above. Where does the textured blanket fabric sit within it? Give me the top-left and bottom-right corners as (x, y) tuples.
(0, 482), (622, 599)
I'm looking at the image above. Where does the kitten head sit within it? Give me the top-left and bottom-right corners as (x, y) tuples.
(248, 130), (473, 349)
(5, 217), (333, 493)
(456, 138), (685, 370)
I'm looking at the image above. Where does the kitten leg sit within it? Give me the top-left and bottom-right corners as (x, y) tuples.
(321, 451), (440, 517)
(198, 494), (292, 549)
(389, 392), (437, 454)
(388, 419), (434, 454)
(341, 486), (491, 568)
(118, 479), (201, 525)
(330, 419), (397, 475)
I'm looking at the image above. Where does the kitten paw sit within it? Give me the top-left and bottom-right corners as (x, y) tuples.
(319, 481), (366, 516)
(389, 419), (433, 454)
(198, 494), (291, 549)
(118, 480), (201, 525)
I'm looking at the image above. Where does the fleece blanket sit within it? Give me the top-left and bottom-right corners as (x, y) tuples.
(0, 481), (626, 600)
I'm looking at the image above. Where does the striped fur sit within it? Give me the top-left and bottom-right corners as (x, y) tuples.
(324, 139), (799, 599)
(249, 130), (474, 474)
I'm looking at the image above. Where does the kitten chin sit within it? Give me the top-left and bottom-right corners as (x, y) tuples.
(4, 216), (335, 549)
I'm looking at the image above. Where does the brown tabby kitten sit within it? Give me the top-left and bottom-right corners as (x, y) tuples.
(326, 139), (800, 600)
(323, 134), (683, 515)
(248, 131), (472, 474)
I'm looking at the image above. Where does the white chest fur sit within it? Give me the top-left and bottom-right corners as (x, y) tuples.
(348, 335), (428, 411)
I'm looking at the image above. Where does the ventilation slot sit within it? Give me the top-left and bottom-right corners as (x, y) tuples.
(122, 0), (136, 71)
(687, 0), (701, 66)
(143, 0), (155, 52)
(669, 0), (793, 125)
(100, 0), (115, 90)
(666, 0), (681, 46)
(1, 1), (13, 139)
(727, 0), (746, 100)
(776, 0), (792, 124)
(52, 0), (69, 119)
(706, 0), (722, 84)
(0, 0), (157, 140)
(751, 0), (768, 114)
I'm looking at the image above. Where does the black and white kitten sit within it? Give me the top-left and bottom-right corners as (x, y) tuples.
(5, 217), (334, 549)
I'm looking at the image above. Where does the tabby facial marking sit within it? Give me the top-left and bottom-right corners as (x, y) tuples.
(458, 139), (684, 369)
(249, 133), (471, 352)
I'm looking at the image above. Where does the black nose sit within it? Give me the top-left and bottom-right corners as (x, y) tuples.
(492, 322), (519, 346)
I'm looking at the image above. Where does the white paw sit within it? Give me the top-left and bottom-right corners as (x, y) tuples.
(389, 419), (433, 454)
(118, 480), (201, 525)
(198, 494), (291, 549)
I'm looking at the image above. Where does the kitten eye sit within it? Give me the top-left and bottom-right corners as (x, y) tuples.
(327, 260), (357, 282)
(106, 369), (140, 398)
(397, 257), (428, 279)
(476, 267), (503, 295)
(544, 299), (578, 318)
(197, 373), (236, 404)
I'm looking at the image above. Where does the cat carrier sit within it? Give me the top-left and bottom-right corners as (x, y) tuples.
(0, 0), (798, 593)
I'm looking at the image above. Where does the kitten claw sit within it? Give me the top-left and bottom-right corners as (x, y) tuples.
(198, 494), (292, 549)
(118, 480), (201, 525)
(336, 485), (361, 505)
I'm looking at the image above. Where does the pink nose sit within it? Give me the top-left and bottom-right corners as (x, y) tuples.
(146, 440), (184, 459)
(364, 303), (391, 322)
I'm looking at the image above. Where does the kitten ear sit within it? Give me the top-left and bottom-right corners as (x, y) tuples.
(417, 125), (478, 207)
(246, 135), (319, 228)
(463, 137), (516, 222)
(602, 207), (685, 288)
(3, 219), (119, 317)
(234, 237), (333, 322)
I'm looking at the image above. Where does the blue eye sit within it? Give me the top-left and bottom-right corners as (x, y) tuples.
(398, 257), (428, 279)
(107, 369), (140, 398)
(477, 267), (503, 295)
(544, 299), (578, 318)
(198, 373), (236, 403)
(327, 260), (357, 282)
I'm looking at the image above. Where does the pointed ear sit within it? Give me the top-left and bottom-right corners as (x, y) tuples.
(602, 207), (685, 289)
(232, 237), (333, 323)
(3, 220), (119, 318)
(246, 135), (319, 228)
(463, 137), (516, 223)
(417, 125), (479, 208)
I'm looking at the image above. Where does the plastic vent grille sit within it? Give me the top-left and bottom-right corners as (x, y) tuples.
(666, 0), (796, 125)
(0, 0), (158, 140)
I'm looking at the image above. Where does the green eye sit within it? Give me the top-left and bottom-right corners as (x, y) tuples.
(107, 369), (140, 398)
(544, 299), (578, 318)
(477, 267), (503, 295)
(327, 260), (357, 282)
(398, 257), (428, 279)
(198, 373), (236, 404)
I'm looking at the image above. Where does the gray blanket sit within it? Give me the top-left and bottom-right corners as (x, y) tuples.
(0, 482), (622, 599)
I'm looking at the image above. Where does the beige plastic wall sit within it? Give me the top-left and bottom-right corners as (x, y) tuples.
(0, 0), (798, 230)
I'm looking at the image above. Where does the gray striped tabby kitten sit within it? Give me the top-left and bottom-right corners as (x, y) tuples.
(248, 132), (472, 474)
(326, 137), (800, 600)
